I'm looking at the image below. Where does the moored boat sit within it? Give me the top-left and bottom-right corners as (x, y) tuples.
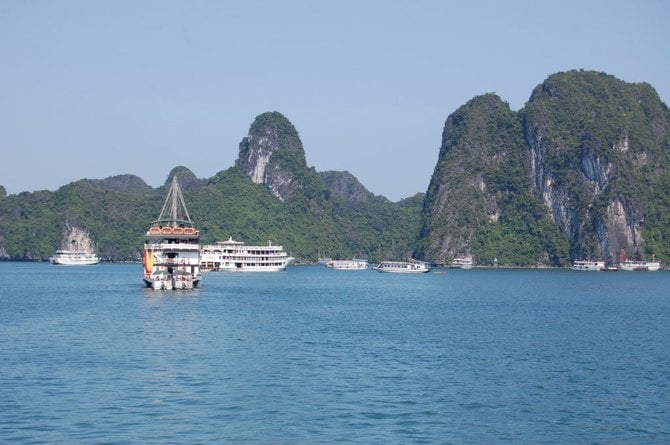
(325, 259), (368, 270)
(571, 260), (605, 271)
(372, 259), (430, 273)
(200, 237), (290, 272)
(143, 177), (201, 290)
(618, 260), (661, 272)
(450, 256), (473, 269)
(618, 250), (661, 272)
(50, 250), (100, 266)
(50, 224), (99, 265)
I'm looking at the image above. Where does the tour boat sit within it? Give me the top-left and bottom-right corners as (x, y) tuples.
(143, 177), (201, 290)
(325, 259), (369, 270)
(571, 260), (605, 271)
(450, 256), (474, 269)
(372, 259), (430, 273)
(617, 250), (661, 272)
(200, 237), (290, 272)
(618, 259), (661, 272)
(50, 250), (100, 266)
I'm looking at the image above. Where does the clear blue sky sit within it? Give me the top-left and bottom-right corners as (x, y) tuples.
(1, 0), (668, 201)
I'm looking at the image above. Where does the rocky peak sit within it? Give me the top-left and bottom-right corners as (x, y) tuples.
(524, 70), (670, 261)
(235, 112), (309, 202)
(84, 175), (152, 195)
(318, 171), (375, 202)
(164, 166), (204, 191)
(418, 93), (545, 264)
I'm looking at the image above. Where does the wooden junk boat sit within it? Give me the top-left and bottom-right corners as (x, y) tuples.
(142, 177), (202, 290)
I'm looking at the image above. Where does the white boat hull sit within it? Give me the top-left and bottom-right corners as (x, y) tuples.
(215, 264), (288, 272)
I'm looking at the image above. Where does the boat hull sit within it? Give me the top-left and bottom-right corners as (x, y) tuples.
(50, 259), (100, 266)
(143, 276), (201, 290)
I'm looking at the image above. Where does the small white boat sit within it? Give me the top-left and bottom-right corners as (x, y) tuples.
(325, 259), (368, 270)
(372, 260), (430, 273)
(450, 257), (473, 269)
(571, 260), (605, 271)
(49, 250), (99, 265)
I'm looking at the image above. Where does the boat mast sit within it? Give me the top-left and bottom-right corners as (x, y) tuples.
(158, 176), (192, 224)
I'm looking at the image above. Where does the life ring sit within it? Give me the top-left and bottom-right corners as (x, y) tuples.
(183, 227), (195, 235)
(149, 226), (161, 235)
(173, 227), (184, 235)
(161, 227), (173, 235)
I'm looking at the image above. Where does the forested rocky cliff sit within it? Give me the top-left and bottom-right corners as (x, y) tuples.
(0, 113), (421, 262)
(418, 70), (670, 265)
(1, 70), (668, 265)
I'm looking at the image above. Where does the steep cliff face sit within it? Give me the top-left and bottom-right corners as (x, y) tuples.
(236, 112), (311, 202)
(59, 223), (96, 253)
(524, 70), (670, 262)
(417, 94), (567, 265)
(419, 70), (670, 265)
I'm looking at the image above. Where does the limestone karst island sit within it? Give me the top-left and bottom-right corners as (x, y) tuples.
(1, 70), (669, 269)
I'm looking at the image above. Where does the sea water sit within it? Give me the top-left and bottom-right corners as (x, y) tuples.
(1, 262), (669, 443)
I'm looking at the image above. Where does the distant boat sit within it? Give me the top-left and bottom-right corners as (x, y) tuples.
(325, 259), (368, 270)
(450, 256), (473, 269)
(618, 250), (661, 272)
(372, 259), (430, 274)
(571, 260), (605, 271)
(50, 225), (99, 265)
(143, 177), (201, 290)
(200, 237), (290, 272)
(619, 259), (661, 272)
(50, 250), (99, 266)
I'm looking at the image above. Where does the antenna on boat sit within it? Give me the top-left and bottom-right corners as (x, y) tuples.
(158, 176), (192, 224)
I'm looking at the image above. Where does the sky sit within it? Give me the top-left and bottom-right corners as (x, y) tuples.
(1, 0), (668, 201)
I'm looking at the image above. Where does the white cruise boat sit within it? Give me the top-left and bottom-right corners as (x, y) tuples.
(143, 177), (201, 290)
(325, 259), (368, 270)
(617, 250), (661, 272)
(200, 237), (290, 272)
(571, 260), (605, 271)
(450, 256), (473, 269)
(50, 250), (100, 265)
(618, 259), (661, 272)
(372, 260), (430, 274)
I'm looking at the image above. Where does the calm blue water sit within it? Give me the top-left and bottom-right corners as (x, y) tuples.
(1, 262), (669, 444)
